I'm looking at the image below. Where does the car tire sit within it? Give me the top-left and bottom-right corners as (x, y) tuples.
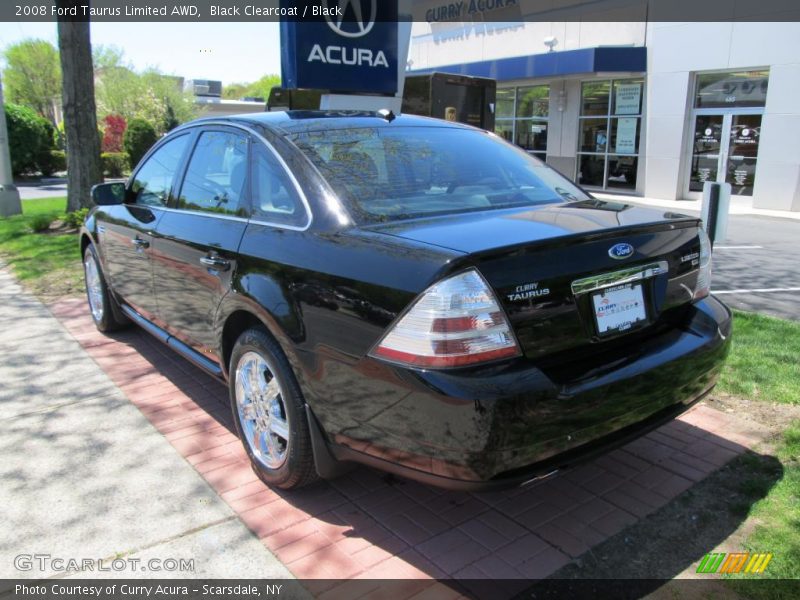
(83, 244), (129, 332)
(229, 327), (318, 490)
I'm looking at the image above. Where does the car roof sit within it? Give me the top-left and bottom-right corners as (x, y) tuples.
(182, 110), (475, 135)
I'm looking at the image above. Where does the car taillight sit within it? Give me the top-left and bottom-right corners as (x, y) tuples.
(370, 269), (521, 368)
(694, 228), (712, 300)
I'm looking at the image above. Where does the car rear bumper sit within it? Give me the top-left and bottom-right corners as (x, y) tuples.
(305, 296), (732, 490)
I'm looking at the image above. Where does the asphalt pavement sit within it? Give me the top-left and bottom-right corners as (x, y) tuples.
(613, 200), (800, 321)
(710, 215), (800, 320)
(15, 178), (69, 200)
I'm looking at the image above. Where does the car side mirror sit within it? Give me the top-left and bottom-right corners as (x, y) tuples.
(91, 182), (126, 206)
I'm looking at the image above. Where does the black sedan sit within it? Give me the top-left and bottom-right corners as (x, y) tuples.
(80, 111), (731, 490)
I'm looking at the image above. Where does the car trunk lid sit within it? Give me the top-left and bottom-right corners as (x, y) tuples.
(368, 200), (704, 359)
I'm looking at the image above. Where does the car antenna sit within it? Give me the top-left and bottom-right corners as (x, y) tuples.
(377, 109), (396, 122)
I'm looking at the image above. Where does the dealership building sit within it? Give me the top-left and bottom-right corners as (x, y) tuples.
(407, 14), (800, 212)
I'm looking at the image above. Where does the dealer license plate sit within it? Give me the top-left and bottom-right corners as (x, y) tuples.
(592, 283), (647, 335)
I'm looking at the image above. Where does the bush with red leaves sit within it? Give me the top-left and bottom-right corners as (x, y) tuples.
(101, 114), (127, 153)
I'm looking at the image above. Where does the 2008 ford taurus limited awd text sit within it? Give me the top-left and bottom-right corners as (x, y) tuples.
(80, 111), (731, 490)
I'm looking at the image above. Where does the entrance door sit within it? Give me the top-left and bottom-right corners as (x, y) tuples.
(689, 113), (762, 196)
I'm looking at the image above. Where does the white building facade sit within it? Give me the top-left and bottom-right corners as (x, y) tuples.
(408, 17), (800, 212)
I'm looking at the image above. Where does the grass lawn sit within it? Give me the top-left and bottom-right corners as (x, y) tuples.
(726, 422), (800, 598)
(718, 311), (800, 405)
(0, 197), (83, 298)
(717, 313), (800, 594)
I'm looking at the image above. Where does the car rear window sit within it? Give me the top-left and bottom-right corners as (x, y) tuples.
(288, 126), (590, 223)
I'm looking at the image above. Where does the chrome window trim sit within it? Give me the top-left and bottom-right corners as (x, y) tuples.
(166, 120), (313, 232)
(571, 261), (669, 296)
(133, 204), (307, 231)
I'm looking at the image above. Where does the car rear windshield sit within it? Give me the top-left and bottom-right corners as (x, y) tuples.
(288, 126), (591, 224)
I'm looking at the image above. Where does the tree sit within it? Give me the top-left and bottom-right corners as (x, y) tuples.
(222, 83), (248, 100)
(123, 118), (157, 167)
(57, 3), (103, 211)
(247, 75), (281, 100)
(141, 69), (195, 131)
(93, 46), (142, 120)
(3, 39), (61, 126)
(222, 75), (281, 101)
(94, 45), (195, 135)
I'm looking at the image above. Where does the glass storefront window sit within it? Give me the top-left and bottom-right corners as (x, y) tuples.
(578, 155), (605, 187)
(694, 70), (769, 109)
(515, 119), (548, 154)
(612, 81), (643, 115)
(688, 71), (767, 197)
(610, 117), (640, 155)
(496, 88), (515, 119)
(581, 81), (611, 116)
(577, 79), (643, 191)
(580, 119), (608, 153)
(494, 84), (549, 160)
(607, 155), (638, 190)
(494, 121), (513, 144)
(516, 86), (549, 118)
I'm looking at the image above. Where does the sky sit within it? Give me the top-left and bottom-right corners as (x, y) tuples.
(0, 21), (282, 85)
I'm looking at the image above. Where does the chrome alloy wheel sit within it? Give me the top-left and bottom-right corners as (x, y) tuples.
(84, 255), (104, 322)
(235, 351), (290, 469)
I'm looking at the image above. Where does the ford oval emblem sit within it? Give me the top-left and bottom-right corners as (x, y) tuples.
(609, 243), (634, 260)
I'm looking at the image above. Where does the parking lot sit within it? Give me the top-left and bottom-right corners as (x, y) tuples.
(601, 196), (800, 321)
(709, 214), (800, 320)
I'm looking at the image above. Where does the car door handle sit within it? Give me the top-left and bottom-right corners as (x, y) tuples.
(200, 255), (230, 271)
(131, 237), (149, 249)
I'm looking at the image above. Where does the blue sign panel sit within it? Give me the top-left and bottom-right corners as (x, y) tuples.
(280, 1), (399, 95)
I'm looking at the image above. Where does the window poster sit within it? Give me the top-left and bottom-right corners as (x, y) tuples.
(616, 118), (638, 154)
(615, 83), (642, 115)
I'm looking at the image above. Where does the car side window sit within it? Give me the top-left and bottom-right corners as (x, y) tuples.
(130, 134), (190, 207)
(177, 131), (249, 216)
(250, 143), (306, 227)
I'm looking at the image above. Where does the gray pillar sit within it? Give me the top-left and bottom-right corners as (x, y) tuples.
(0, 73), (22, 217)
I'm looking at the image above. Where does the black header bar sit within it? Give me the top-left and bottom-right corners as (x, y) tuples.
(3, 0), (800, 23)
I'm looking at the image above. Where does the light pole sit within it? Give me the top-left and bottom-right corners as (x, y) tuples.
(0, 72), (22, 217)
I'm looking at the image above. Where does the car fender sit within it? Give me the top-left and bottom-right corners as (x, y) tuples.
(214, 272), (305, 379)
(79, 211), (98, 254)
(79, 209), (110, 272)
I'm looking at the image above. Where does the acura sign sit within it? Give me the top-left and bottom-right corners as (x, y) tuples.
(280, 0), (399, 95)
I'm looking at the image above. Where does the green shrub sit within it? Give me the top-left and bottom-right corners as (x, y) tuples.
(123, 118), (157, 168)
(54, 122), (66, 150)
(29, 214), (54, 233)
(50, 150), (67, 172)
(4, 103), (56, 176)
(63, 207), (90, 229)
(36, 124), (59, 176)
(101, 152), (129, 177)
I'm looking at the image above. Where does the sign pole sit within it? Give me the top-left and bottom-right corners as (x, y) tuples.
(0, 72), (22, 217)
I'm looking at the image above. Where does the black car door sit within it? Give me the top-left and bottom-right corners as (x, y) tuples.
(150, 127), (250, 359)
(100, 133), (192, 320)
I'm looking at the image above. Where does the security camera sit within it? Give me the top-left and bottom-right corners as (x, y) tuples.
(544, 36), (558, 52)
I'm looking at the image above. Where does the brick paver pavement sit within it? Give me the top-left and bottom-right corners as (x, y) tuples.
(50, 298), (768, 597)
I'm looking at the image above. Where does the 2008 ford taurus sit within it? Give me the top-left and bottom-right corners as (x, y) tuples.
(80, 111), (731, 490)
